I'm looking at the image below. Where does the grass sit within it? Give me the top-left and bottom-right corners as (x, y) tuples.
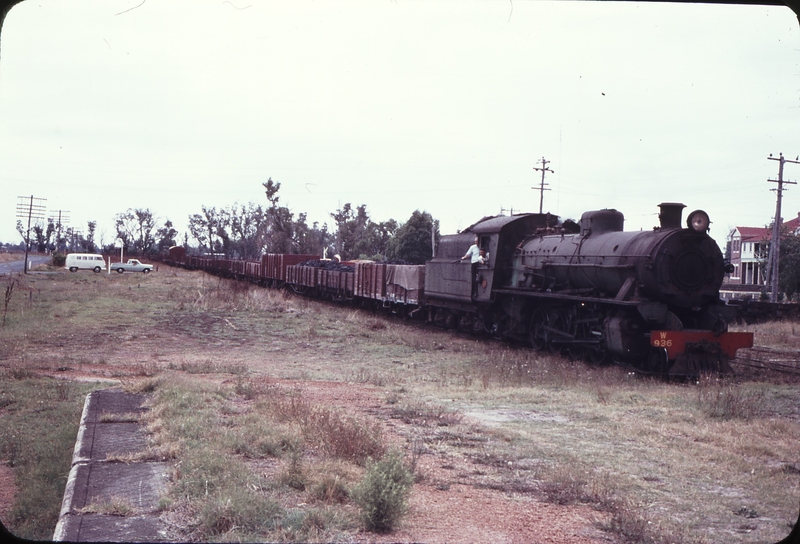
(0, 266), (799, 542)
(732, 319), (800, 349)
(0, 374), (103, 540)
(135, 375), (389, 540)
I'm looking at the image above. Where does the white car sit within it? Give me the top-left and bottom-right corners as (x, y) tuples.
(112, 259), (154, 274)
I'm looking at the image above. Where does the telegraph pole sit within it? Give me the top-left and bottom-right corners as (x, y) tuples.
(766, 153), (798, 303)
(49, 209), (70, 252)
(16, 195), (47, 274)
(533, 157), (553, 214)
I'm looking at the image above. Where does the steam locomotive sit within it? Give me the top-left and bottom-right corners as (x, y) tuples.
(166, 203), (753, 377)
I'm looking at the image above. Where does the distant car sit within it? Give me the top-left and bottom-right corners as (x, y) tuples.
(113, 259), (153, 274)
(65, 253), (106, 273)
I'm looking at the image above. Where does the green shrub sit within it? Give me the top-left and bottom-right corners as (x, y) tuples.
(350, 450), (413, 533)
(51, 252), (66, 267)
(197, 487), (283, 537)
(278, 452), (307, 491)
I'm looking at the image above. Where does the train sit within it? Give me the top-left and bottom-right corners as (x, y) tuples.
(164, 202), (754, 377)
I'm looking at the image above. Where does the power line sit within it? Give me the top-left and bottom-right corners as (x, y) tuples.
(49, 210), (71, 252)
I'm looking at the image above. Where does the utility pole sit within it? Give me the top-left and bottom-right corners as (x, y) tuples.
(533, 157), (553, 214)
(766, 153), (798, 303)
(49, 209), (70, 252)
(16, 195), (47, 274)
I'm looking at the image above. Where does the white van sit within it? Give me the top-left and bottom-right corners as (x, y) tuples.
(65, 253), (106, 273)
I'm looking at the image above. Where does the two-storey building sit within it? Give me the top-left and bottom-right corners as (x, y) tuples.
(721, 213), (800, 300)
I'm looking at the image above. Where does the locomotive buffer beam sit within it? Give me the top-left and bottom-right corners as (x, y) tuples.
(650, 330), (754, 375)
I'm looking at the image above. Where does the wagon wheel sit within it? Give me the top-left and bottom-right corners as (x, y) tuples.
(432, 308), (448, 328)
(565, 340), (586, 362)
(587, 346), (609, 365)
(566, 322), (590, 361)
(644, 348), (669, 375)
(444, 311), (459, 330)
(546, 308), (568, 355)
(585, 320), (609, 365)
(529, 308), (549, 351)
(471, 316), (486, 336)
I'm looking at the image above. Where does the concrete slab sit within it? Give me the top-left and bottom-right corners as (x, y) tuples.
(66, 462), (169, 512)
(53, 388), (173, 542)
(55, 514), (171, 543)
(80, 422), (149, 461)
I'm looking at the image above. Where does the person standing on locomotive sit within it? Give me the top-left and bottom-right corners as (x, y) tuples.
(461, 236), (485, 298)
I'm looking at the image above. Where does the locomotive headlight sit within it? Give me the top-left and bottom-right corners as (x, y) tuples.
(687, 210), (710, 233)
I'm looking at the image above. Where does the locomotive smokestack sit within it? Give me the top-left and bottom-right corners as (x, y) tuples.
(658, 203), (686, 229)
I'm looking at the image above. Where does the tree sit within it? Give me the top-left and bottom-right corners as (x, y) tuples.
(30, 219), (57, 252)
(32, 223), (47, 252)
(114, 210), (136, 252)
(134, 209), (157, 254)
(353, 219), (397, 260)
(386, 210), (439, 264)
(293, 213), (332, 256)
(188, 206), (222, 254)
(779, 229), (800, 301)
(115, 208), (158, 254)
(85, 221), (97, 253)
(223, 203), (265, 259)
(155, 220), (178, 251)
(331, 203), (370, 260)
(262, 178), (297, 254)
(17, 219), (30, 251)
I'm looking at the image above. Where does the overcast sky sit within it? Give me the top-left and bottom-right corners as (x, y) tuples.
(1, 0), (799, 251)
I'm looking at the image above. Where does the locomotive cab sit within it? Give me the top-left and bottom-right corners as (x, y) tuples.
(425, 213), (558, 309)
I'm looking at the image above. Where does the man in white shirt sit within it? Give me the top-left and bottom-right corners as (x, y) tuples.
(461, 236), (485, 298)
(461, 237), (484, 264)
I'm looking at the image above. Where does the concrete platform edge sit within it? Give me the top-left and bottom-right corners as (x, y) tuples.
(53, 389), (97, 541)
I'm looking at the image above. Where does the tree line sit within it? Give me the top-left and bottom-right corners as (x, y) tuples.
(14, 219), (100, 255)
(14, 179), (440, 265)
(183, 179), (440, 263)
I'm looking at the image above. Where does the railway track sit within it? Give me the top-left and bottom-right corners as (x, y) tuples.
(732, 346), (800, 375)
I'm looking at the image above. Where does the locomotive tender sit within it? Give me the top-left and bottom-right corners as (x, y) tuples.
(166, 202), (753, 377)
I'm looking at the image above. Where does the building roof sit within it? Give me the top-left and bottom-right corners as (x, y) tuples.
(735, 226), (771, 242)
(785, 213), (800, 232)
(732, 211), (800, 241)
